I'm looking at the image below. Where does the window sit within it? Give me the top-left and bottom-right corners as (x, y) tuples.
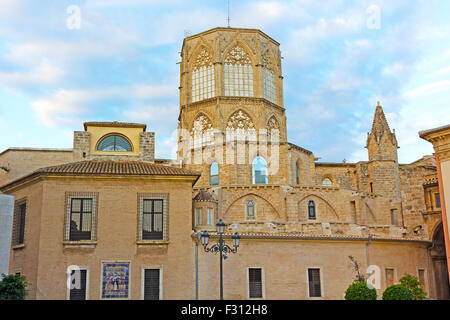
(322, 178), (332, 187)
(224, 45), (253, 97)
(210, 162), (219, 185)
(97, 134), (132, 152)
(138, 194), (168, 241)
(143, 199), (163, 240)
(307, 268), (322, 298)
(418, 269), (426, 290)
(65, 193), (97, 242)
(391, 209), (398, 226)
(296, 163), (300, 184)
(195, 208), (203, 226)
(370, 182), (374, 193)
(262, 52), (276, 104)
(12, 199), (27, 246)
(248, 268), (263, 299)
(69, 269), (88, 300)
(435, 193), (441, 209)
(308, 200), (316, 220)
(207, 208), (214, 226)
(246, 200), (255, 220)
(252, 156), (268, 184)
(144, 269), (161, 300)
(69, 198), (93, 241)
(385, 268), (395, 288)
(192, 49), (215, 102)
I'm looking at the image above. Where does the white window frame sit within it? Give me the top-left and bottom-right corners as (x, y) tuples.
(141, 265), (163, 300)
(64, 192), (98, 242)
(137, 194), (169, 242)
(246, 266), (265, 300)
(306, 267), (324, 299)
(66, 265), (90, 300)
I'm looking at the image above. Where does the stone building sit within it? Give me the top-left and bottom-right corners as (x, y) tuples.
(0, 27), (447, 299)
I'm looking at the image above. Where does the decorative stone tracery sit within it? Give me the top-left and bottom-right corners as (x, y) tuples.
(226, 109), (256, 141)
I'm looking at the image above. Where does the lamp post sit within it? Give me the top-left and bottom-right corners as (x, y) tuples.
(200, 219), (240, 300)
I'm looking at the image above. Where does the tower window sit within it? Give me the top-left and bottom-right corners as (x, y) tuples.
(296, 163), (300, 185)
(252, 156), (268, 184)
(97, 135), (132, 152)
(192, 48), (215, 102)
(435, 193), (441, 209)
(224, 45), (253, 97)
(322, 178), (332, 187)
(308, 200), (316, 220)
(210, 162), (219, 185)
(246, 200), (255, 220)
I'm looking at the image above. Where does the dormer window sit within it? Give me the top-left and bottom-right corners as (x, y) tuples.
(97, 134), (132, 152)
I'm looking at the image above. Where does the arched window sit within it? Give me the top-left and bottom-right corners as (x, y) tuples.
(226, 109), (256, 142)
(262, 52), (276, 104)
(308, 200), (316, 219)
(252, 156), (268, 184)
(322, 178), (332, 187)
(246, 200), (255, 220)
(190, 113), (214, 149)
(266, 116), (280, 142)
(224, 45), (253, 97)
(97, 135), (132, 152)
(296, 163), (300, 184)
(210, 162), (219, 185)
(192, 48), (215, 102)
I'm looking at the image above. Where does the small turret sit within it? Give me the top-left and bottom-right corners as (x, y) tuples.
(365, 102), (399, 162)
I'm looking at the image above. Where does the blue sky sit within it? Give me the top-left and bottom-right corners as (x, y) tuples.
(0, 0), (449, 163)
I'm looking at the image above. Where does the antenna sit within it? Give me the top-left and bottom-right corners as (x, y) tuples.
(227, 0), (231, 27)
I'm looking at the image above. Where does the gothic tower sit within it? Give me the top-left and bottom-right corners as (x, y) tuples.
(177, 27), (288, 187)
(365, 102), (402, 225)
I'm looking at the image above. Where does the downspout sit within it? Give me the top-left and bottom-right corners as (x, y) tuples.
(195, 232), (201, 300)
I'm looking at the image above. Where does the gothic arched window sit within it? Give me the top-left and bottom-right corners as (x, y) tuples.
(252, 156), (268, 184)
(246, 199), (255, 220)
(308, 200), (316, 219)
(266, 116), (280, 142)
(262, 52), (276, 104)
(226, 109), (256, 142)
(224, 45), (253, 97)
(192, 48), (215, 102)
(322, 178), (332, 187)
(210, 162), (219, 185)
(97, 134), (132, 152)
(190, 113), (214, 149)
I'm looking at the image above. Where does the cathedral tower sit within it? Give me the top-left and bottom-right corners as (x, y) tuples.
(365, 102), (402, 225)
(177, 27), (288, 187)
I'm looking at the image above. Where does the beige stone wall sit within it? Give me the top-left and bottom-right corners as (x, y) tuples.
(8, 176), (196, 300)
(196, 238), (432, 300)
(0, 149), (73, 185)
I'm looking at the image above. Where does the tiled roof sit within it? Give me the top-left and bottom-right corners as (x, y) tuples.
(194, 231), (431, 243)
(0, 160), (200, 191)
(83, 121), (147, 131)
(193, 189), (217, 202)
(35, 160), (199, 176)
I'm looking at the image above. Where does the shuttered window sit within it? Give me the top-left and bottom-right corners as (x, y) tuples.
(144, 269), (160, 300)
(248, 268), (263, 298)
(69, 269), (87, 300)
(308, 268), (321, 297)
(12, 199), (27, 246)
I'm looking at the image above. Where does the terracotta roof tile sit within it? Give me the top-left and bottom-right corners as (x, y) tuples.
(0, 160), (200, 191)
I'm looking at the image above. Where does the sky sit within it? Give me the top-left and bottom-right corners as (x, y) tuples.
(0, 0), (449, 163)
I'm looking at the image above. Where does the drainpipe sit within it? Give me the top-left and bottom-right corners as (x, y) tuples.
(366, 234), (372, 279)
(195, 232), (201, 300)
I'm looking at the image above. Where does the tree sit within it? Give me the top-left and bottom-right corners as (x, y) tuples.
(348, 255), (365, 282)
(0, 273), (30, 300)
(345, 281), (377, 300)
(399, 274), (427, 300)
(382, 284), (413, 300)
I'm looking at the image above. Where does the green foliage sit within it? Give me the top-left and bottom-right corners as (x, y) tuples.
(0, 273), (30, 300)
(345, 281), (377, 300)
(399, 274), (427, 300)
(382, 284), (414, 300)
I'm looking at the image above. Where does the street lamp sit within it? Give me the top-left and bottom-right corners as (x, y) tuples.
(200, 219), (240, 300)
